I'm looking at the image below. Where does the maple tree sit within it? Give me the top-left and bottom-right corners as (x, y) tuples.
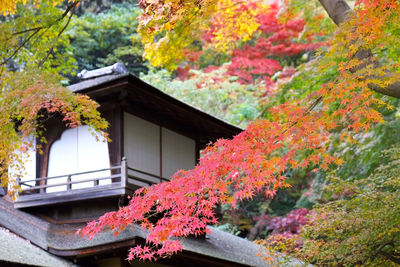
(79, 0), (400, 262)
(140, 3), (327, 233)
(207, 2), (326, 85)
(145, 0), (330, 88)
(141, 1), (330, 129)
(0, 0), (108, 194)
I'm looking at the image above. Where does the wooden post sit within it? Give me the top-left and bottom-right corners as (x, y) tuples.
(67, 175), (72, 191)
(121, 157), (127, 188)
(40, 178), (45, 194)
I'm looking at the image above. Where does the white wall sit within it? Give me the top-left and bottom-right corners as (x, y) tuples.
(123, 112), (196, 184)
(124, 113), (160, 185)
(76, 126), (111, 188)
(8, 137), (36, 190)
(161, 128), (196, 178)
(47, 126), (110, 192)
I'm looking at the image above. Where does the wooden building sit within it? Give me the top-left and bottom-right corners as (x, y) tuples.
(0, 64), (294, 266)
(13, 63), (240, 210)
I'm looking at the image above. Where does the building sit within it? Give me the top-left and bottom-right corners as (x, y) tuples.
(0, 64), (296, 266)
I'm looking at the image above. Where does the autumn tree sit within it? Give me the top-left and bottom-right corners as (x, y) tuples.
(141, 1), (330, 129)
(0, 0), (108, 194)
(139, 1), (329, 235)
(78, 0), (400, 262)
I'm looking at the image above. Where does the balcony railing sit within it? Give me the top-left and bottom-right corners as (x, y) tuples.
(14, 158), (170, 208)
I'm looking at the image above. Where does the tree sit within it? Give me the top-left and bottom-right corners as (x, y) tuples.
(79, 0), (400, 262)
(140, 2), (329, 235)
(261, 147), (400, 266)
(176, 1), (328, 84)
(0, 0), (108, 194)
(141, 67), (265, 128)
(141, 1), (330, 127)
(66, 2), (147, 80)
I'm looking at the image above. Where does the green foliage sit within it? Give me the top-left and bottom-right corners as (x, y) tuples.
(66, 3), (146, 79)
(298, 147), (400, 266)
(332, 109), (400, 179)
(140, 67), (265, 127)
(0, 1), (76, 74)
(73, 0), (136, 16)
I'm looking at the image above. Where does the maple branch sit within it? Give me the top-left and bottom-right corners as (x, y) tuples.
(280, 95), (323, 136)
(12, 26), (43, 36)
(0, 28), (41, 66)
(1, 0), (80, 67)
(318, 0), (400, 99)
(37, 4), (76, 68)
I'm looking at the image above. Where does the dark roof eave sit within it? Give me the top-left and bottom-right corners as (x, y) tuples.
(68, 73), (243, 137)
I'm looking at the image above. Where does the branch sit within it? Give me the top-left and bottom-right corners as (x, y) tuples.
(0, 28), (41, 66)
(12, 26), (43, 37)
(379, 250), (400, 265)
(376, 242), (400, 265)
(37, 6), (75, 67)
(318, 0), (400, 99)
(1, 0), (80, 67)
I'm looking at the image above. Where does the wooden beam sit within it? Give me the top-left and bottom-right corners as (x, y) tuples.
(14, 185), (128, 209)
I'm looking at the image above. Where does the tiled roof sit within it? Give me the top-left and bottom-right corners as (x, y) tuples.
(0, 197), (305, 266)
(0, 226), (73, 267)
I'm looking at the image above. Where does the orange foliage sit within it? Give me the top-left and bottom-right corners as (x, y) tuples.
(80, 0), (400, 262)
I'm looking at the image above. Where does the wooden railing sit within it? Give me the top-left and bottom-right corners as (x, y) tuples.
(17, 157), (169, 195)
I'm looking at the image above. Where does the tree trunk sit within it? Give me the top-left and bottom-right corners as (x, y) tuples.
(318, 0), (351, 26)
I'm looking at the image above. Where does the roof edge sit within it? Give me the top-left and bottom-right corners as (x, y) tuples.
(68, 72), (243, 133)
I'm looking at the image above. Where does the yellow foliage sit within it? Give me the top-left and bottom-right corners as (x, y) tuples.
(208, 0), (269, 52)
(0, 0), (25, 15)
(138, 0), (270, 70)
(0, 0), (63, 15)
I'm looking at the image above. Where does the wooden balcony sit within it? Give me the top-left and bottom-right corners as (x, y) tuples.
(14, 158), (169, 209)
